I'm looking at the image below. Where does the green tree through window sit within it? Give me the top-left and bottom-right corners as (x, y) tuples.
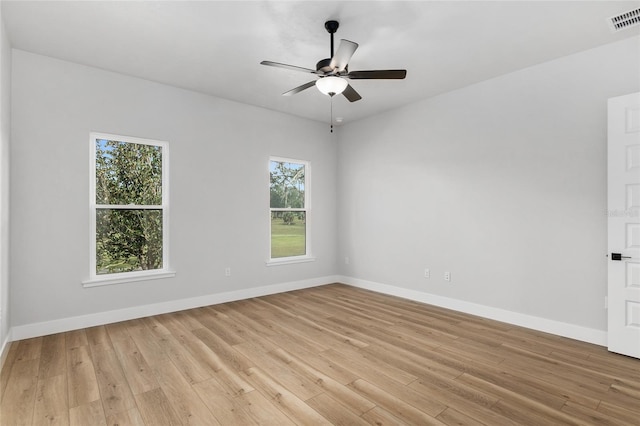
(91, 134), (168, 277)
(270, 159), (309, 259)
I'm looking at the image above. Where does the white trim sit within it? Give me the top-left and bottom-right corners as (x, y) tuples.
(91, 132), (168, 148)
(82, 270), (176, 287)
(338, 276), (608, 346)
(266, 256), (316, 266)
(11, 275), (340, 341)
(89, 132), (171, 281)
(10, 276), (607, 346)
(269, 157), (311, 260)
(95, 205), (163, 210)
(0, 331), (11, 371)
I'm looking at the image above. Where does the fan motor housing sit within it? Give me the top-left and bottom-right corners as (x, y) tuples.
(316, 58), (333, 74)
(324, 20), (339, 34)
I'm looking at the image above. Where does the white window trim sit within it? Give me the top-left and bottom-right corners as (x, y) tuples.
(266, 256), (316, 266)
(82, 270), (176, 287)
(267, 156), (314, 265)
(84, 132), (174, 287)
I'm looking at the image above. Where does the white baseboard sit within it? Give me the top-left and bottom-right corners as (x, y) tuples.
(339, 276), (608, 346)
(8, 275), (608, 347)
(10, 275), (340, 341)
(0, 333), (11, 372)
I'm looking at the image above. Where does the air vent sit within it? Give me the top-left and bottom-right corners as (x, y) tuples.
(608, 8), (640, 32)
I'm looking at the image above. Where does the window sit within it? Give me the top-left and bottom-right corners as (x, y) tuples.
(86, 133), (173, 286)
(269, 157), (312, 263)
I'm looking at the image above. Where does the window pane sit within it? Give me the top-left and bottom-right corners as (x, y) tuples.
(96, 209), (163, 274)
(270, 161), (305, 208)
(271, 211), (306, 258)
(96, 139), (163, 205)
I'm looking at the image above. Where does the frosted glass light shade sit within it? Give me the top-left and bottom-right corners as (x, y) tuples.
(316, 76), (348, 96)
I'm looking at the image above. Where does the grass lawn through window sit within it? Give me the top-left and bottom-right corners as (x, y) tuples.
(271, 218), (306, 258)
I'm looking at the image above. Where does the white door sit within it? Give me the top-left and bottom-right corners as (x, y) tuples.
(608, 92), (640, 358)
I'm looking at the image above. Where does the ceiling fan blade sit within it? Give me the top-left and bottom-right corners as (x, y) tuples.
(347, 70), (407, 79)
(260, 61), (317, 74)
(330, 39), (359, 72)
(282, 80), (317, 96)
(342, 84), (362, 102)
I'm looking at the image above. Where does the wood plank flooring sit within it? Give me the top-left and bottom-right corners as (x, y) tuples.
(1, 284), (639, 425)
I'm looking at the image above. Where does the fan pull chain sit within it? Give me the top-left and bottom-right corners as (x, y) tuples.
(330, 95), (334, 133)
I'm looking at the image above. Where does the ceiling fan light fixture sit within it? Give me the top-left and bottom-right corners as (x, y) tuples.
(316, 76), (348, 96)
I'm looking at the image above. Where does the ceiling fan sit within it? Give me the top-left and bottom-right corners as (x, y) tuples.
(260, 20), (407, 102)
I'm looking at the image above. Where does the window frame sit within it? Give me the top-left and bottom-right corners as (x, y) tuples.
(267, 156), (315, 265)
(84, 132), (174, 287)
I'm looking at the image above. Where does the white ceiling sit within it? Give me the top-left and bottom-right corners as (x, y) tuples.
(3, 1), (640, 125)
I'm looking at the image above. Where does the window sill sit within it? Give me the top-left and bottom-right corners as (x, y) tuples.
(82, 270), (176, 288)
(266, 256), (316, 267)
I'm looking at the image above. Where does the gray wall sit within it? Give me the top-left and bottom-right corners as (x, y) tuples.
(8, 35), (640, 337)
(10, 50), (337, 328)
(0, 6), (11, 349)
(338, 37), (640, 332)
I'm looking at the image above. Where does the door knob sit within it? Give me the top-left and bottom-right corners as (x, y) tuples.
(611, 253), (632, 261)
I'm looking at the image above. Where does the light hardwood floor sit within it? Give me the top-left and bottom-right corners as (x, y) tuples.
(1, 284), (639, 425)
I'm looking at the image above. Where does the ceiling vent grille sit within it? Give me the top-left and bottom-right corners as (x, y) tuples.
(608, 8), (640, 32)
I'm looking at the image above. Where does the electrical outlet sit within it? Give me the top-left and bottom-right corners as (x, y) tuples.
(424, 268), (430, 278)
(225, 267), (231, 277)
(345, 257), (350, 265)
(444, 271), (451, 282)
